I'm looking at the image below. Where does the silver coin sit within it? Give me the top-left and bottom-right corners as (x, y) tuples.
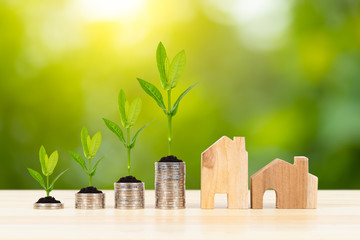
(156, 201), (185, 203)
(156, 196), (185, 199)
(156, 191), (185, 195)
(155, 186), (185, 189)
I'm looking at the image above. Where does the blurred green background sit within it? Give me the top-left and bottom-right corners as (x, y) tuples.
(0, 0), (359, 190)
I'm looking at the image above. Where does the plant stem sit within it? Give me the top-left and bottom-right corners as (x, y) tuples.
(88, 157), (92, 186)
(127, 127), (131, 176)
(46, 175), (49, 197)
(167, 89), (172, 155)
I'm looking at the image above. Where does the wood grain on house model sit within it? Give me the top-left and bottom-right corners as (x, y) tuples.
(250, 156), (318, 209)
(201, 136), (248, 209)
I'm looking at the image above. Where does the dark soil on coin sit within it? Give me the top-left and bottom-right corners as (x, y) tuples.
(159, 155), (183, 162)
(36, 196), (61, 203)
(78, 186), (103, 193)
(117, 175), (142, 183)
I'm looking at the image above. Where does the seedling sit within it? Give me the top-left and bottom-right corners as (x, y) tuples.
(69, 127), (102, 187)
(27, 146), (67, 197)
(103, 89), (150, 175)
(137, 42), (198, 155)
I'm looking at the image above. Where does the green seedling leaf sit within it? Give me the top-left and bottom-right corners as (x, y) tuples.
(46, 150), (58, 176)
(89, 131), (102, 157)
(168, 50), (186, 88)
(39, 145), (47, 176)
(130, 121), (152, 149)
(27, 168), (46, 190)
(86, 135), (91, 155)
(127, 98), (142, 127)
(118, 90), (128, 128)
(137, 78), (167, 114)
(48, 169), (68, 193)
(69, 151), (87, 172)
(165, 57), (170, 79)
(156, 42), (169, 90)
(81, 126), (90, 159)
(103, 118), (126, 146)
(171, 82), (199, 116)
(125, 100), (130, 123)
(91, 157), (103, 176)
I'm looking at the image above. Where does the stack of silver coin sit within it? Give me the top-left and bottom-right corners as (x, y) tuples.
(155, 162), (186, 209)
(75, 193), (105, 209)
(114, 182), (144, 209)
(33, 203), (64, 209)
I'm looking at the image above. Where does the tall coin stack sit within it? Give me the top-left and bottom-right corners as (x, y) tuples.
(114, 182), (145, 209)
(155, 162), (186, 209)
(75, 193), (105, 209)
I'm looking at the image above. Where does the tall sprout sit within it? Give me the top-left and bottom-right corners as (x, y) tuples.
(103, 90), (150, 176)
(137, 42), (198, 155)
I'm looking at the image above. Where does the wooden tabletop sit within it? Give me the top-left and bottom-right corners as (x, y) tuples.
(0, 190), (359, 239)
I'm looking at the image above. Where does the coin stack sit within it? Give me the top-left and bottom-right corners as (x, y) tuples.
(114, 182), (145, 209)
(75, 193), (105, 209)
(33, 203), (64, 210)
(155, 162), (186, 209)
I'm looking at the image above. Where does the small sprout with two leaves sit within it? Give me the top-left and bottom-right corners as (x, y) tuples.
(103, 89), (151, 176)
(69, 127), (102, 187)
(137, 41), (198, 155)
(27, 145), (68, 197)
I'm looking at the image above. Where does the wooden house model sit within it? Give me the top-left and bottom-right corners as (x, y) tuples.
(201, 136), (248, 209)
(250, 156), (318, 209)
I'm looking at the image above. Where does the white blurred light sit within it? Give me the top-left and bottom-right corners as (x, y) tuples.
(204, 0), (292, 50)
(234, 0), (285, 23)
(234, 0), (292, 50)
(78, 0), (145, 22)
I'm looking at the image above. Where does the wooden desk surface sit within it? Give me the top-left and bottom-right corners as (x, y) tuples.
(0, 190), (359, 239)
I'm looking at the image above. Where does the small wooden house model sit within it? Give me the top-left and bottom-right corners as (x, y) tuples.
(250, 156), (318, 209)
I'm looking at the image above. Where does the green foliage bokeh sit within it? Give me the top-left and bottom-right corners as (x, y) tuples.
(0, 0), (359, 190)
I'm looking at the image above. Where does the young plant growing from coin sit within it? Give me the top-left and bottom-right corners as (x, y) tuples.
(69, 127), (104, 194)
(137, 41), (198, 162)
(103, 89), (151, 183)
(27, 145), (67, 204)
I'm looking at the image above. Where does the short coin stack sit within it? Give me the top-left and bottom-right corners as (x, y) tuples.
(33, 203), (64, 209)
(114, 182), (145, 209)
(75, 193), (105, 209)
(155, 162), (186, 209)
